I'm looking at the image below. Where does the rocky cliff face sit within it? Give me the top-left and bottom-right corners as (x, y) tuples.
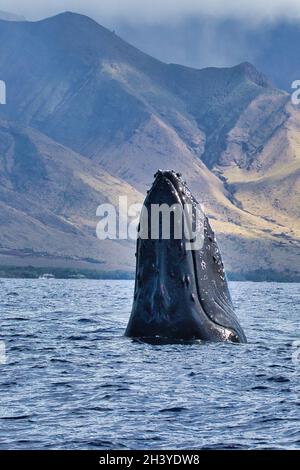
(0, 12), (299, 279)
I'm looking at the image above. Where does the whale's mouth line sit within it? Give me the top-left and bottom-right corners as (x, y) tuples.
(152, 172), (237, 337)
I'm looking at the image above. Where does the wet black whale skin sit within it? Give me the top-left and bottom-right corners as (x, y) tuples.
(125, 170), (247, 343)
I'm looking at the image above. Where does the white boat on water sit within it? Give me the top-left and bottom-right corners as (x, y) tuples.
(38, 273), (55, 279)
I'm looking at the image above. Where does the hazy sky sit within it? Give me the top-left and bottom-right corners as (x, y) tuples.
(1, 0), (300, 23)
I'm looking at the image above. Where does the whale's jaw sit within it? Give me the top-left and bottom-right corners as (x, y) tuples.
(125, 170), (247, 343)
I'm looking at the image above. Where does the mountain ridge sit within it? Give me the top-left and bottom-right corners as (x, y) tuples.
(115, 15), (300, 91)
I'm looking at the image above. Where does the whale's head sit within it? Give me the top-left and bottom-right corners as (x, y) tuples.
(125, 170), (247, 343)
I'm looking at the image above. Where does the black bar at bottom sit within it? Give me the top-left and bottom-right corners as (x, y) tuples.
(0, 450), (297, 466)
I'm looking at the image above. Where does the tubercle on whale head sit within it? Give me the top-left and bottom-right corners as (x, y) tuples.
(150, 170), (192, 202)
(150, 171), (203, 219)
(146, 169), (201, 220)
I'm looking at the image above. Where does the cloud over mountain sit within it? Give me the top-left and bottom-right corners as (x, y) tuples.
(2, 0), (300, 22)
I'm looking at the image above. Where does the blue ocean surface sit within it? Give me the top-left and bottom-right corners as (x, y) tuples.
(0, 279), (299, 450)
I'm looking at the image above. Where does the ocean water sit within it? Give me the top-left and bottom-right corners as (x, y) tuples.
(0, 279), (299, 450)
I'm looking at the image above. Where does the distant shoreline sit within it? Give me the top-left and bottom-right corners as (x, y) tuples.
(0, 265), (299, 282)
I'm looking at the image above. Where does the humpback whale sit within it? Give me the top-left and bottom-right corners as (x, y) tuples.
(125, 170), (247, 343)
